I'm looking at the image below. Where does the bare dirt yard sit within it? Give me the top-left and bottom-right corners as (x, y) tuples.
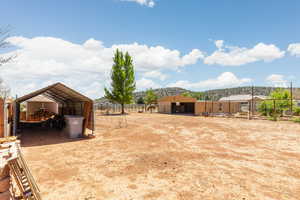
(21, 113), (300, 200)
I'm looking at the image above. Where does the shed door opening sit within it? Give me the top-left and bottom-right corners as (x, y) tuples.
(171, 102), (195, 114)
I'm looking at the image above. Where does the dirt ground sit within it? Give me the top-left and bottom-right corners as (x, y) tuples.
(21, 113), (300, 200)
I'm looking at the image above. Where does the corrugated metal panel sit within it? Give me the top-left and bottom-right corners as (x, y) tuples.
(15, 83), (92, 103)
(26, 95), (55, 103)
(219, 95), (267, 101)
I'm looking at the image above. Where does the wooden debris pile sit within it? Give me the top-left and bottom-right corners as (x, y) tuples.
(0, 137), (42, 200)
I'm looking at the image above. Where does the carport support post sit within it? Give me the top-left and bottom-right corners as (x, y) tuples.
(3, 97), (8, 137)
(13, 100), (20, 136)
(92, 103), (95, 135)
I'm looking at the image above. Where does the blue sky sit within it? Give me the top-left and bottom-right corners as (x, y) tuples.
(1, 0), (300, 98)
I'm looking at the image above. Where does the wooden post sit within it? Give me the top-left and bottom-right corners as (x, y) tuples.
(12, 101), (18, 136)
(82, 102), (92, 136)
(0, 99), (4, 138)
(251, 85), (254, 117)
(248, 100), (251, 120)
(290, 82), (293, 116)
(273, 99), (276, 114)
(265, 101), (267, 116)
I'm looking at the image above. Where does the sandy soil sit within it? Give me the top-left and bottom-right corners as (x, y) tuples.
(21, 113), (300, 200)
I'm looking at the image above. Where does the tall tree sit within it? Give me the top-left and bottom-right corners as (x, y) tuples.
(144, 88), (158, 113)
(104, 49), (136, 114)
(136, 96), (145, 104)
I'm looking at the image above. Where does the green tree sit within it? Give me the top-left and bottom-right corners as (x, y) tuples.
(258, 89), (295, 117)
(136, 97), (144, 104)
(104, 49), (136, 114)
(144, 89), (158, 113)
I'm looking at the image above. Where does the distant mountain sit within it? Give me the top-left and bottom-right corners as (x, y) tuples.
(134, 87), (191, 99)
(95, 86), (300, 104)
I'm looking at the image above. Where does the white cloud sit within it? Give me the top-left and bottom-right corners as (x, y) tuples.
(167, 72), (252, 90)
(136, 78), (160, 90)
(113, 43), (204, 70)
(122, 0), (156, 7)
(204, 40), (285, 66)
(215, 40), (224, 49)
(266, 74), (288, 87)
(287, 43), (300, 57)
(143, 70), (167, 81)
(1, 36), (202, 98)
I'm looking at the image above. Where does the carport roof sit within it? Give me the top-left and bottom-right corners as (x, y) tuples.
(15, 82), (93, 104)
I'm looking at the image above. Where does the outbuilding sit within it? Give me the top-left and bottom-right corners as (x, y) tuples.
(158, 95), (249, 116)
(12, 82), (94, 138)
(158, 96), (197, 114)
(219, 95), (267, 112)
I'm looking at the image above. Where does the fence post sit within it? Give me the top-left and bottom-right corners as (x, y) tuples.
(273, 99), (276, 117)
(265, 101), (267, 116)
(290, 82), (293, 116)
(251, 85), (254, 117)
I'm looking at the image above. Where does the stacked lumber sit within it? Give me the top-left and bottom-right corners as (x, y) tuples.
(0, 165), (10, 200)
(0, 137), (17, 200)
(0, 137), (42, 200)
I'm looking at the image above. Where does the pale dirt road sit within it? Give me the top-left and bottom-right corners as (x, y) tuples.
(21, 113), (300, 200)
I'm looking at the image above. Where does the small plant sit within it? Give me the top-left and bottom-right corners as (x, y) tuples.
(258, 89), (295, 118)
(268, 115), (278, 121)
(136, 97), (144, 104)
(292, 117), (300, 123)
(293, 107), (300, 116)
(144, 88), (158, 113)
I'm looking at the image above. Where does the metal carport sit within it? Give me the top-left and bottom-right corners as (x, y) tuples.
(12, 82), (94, 137)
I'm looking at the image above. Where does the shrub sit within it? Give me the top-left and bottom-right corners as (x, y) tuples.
(268, 115), (278, 121)
(293, 107), (300, 116)
(258, 89), (294, 117)
(292, 117), (300, 123)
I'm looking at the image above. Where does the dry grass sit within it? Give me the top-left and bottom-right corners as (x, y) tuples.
(21, 113), (300, 200)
